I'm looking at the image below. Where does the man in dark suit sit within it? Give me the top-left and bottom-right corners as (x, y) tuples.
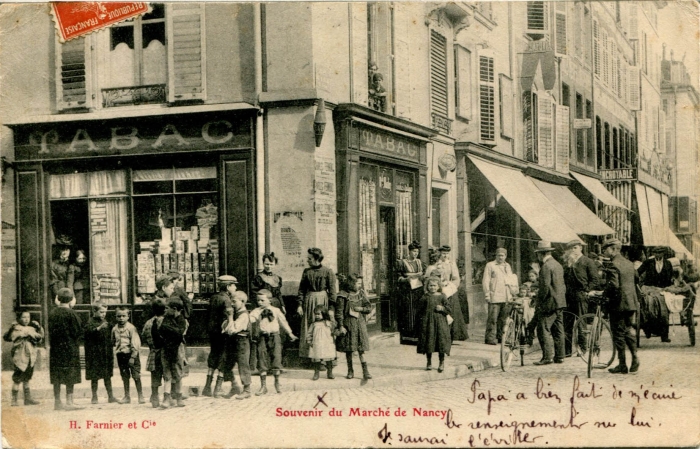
(602, 238), (640, 374)
(534, 241), (567, 365)
(564, 240), (600, 354)
(637, 246), (673, 288)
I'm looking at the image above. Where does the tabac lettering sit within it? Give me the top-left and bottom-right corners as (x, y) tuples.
(68, 129), (97, 152)
(359, 127), (419, 161)
(110, 127), (139, 150)
(202, 120), (233, 144)
(152, 124), (189, 148)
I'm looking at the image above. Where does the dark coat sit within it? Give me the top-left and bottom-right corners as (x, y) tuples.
(208, 291), (232, 335)
(605, 254), (639, 312)
(84, 317), (114, 380)
(172, 286), (192, 319)
(155, 314), (186, 361)
(637, 258), (674, 288)
(416, 293), (452, 356)
(565, 255), (600, 294)
(48, 307), (82, 385)
(537, 256), (567, 315)
(251, 272), (285, 312)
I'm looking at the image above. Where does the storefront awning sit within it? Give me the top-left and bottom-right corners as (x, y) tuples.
(530, 178), (615, 236)
(469, 155), (580, 243)
(570, 172), (629, 210)
(634, 183), (691, 258)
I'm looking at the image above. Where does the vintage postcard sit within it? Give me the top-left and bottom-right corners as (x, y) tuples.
(1, 1), (699, 448)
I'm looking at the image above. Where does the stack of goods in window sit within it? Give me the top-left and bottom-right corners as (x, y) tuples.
(136, 223), (219, 298)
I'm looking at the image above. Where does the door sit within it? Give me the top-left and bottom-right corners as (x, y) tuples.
(379, 206), (396, 331)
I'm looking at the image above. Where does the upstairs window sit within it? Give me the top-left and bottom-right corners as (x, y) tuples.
(526, 2), (547, 40)
(430, 30), (450, 134)
(479, 53), (495, 142)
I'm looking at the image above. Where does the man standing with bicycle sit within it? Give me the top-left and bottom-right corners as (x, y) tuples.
(533, 241), (567, 365)
(564, 241), (600, 355)
(601, 238), (640, 374)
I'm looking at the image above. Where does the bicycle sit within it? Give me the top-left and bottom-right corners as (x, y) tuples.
(572, 291), (616, 378)
(500, 298), (528, 371)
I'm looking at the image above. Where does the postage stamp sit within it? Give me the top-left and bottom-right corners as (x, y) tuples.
(51, 2), (149, 42)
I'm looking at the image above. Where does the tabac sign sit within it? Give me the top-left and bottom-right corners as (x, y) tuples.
(600, 168), (637, 181)
(348, 124), (423, 163)
(11, 113), (254, 161)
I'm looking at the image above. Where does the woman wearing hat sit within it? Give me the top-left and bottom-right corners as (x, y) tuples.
(396, 241), (424, 344)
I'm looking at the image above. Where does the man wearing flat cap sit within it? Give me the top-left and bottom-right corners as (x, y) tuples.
(533, 241), (567, 365)
(601, 238), (640, 374)
(203, 275), (237, 396)
(563, 240), (600, 354)
(637, 246), (673, 289)
(482, 247), (514, 345)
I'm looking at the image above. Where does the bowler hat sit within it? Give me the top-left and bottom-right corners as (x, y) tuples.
(217, 275), (238, 284)
(566, 240), (584, 249)
(601, 238), (622, 249)
(652, 246), (667, 254)
(534, 241), (554, 252)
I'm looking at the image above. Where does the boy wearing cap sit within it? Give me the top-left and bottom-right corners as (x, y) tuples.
(203, 275), (237, 396)
(602, 238), (640, 373)
(482, 248), (514, 345)
(48, 288), (83, 410)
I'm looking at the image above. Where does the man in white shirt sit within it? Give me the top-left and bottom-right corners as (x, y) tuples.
(482, 248), (514, 345)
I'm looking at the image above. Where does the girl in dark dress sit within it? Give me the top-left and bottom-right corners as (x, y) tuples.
(417, 277), (452, 373)
(397, 241), (424, 344)
(49, 288), (83, 410)
(84, 303), (117, 404)
(336, 274), (372, 380)
(252, 252), (285, 314)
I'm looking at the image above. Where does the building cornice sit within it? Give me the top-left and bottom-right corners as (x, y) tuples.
(334, 103), (437, 139)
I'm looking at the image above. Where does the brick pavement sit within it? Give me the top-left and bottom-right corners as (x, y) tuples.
(3, 326), (698, 448)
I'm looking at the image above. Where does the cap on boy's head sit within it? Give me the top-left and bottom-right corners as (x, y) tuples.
(566, 240), (584, 249)
(166, 298), (184, 312)
(167, 270), (181, 280)
(257, 289), (272, 299)
(601, 238), (622, 250)
(57, 287), (74, 303)
(652, 246), (667, 254)
(495, 248), (507, 256)
(218, 275), (238, 285)
(232, 291), (248, 303)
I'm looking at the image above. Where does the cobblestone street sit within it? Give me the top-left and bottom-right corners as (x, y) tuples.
(3, 331), (698, 448)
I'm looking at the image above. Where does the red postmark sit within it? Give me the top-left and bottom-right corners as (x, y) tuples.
(52, 2), (149, 42)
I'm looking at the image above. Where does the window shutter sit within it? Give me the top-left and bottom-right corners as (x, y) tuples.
(430, 30), (448, 120)
(455, 45), (472, 120)
(611, 42), (618, 94)
(602, 29), (609, 86)
(555, 104), (570, 173)
(593, 20), (600, 77)
(659, 111), (666, 154)
(523, 92), (537, 163)
(629, 66), (641, 110)
(479, 53), (495, 142)
(554, 4), (567, 57)
(499, 74), (513, 139)
(538, 94), (554, 168)
(526, 2), (547, 33)
(394, 4), (411, 119)
(628, 4), (638, 40)
(166, 3), (207, 102)
(56, 36), (93, 111)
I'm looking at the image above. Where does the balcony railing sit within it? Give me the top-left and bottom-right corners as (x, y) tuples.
(431, 112), (453, 135)
(102, 84), (166, 108)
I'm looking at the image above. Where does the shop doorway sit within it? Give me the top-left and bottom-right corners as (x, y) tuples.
(379, 206), (397, 332)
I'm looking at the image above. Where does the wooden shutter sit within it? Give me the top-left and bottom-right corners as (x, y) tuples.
(167, 3), (207, 102)
(593, 20), (600, 77)
(394, 4), (411, 119)
(628, 4), (638, 40)
(526, 2), (547, 33)
(430, 30), (448, 119)
(15, 165), (47, 306)
(611, 43), (618, 95)
(554, 3), (567, 57)
(629, 66), (641, 110)
(455, 45), (471, 120)
(499, 74), (513, 139)
(220, 155), (255, 296)
(479, 53), (495, 142)
(351, 2), (368, 106)
(538, 94), (554, 168)
(602, 29), (609, 86)
(523, 92), (537, 163)
(56, 36), (93, 111)
(555, 104), (570, 173)
(659, 111), (666, 154)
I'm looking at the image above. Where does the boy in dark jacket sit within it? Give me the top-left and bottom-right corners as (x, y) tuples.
(3, 310), (43, 406)
(153, 298), (187, 408)
(48, 288), (83, 410)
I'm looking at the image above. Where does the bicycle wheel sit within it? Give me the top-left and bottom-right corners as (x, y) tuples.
(500, 317), (518, 372)
(586, 316), (599, 378)
(572, 313), (597, 362)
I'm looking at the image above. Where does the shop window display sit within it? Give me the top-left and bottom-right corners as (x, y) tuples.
(49, 171), (128, 304)
(132, 167), (219, 299)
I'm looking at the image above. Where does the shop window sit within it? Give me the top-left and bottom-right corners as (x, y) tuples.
(132, 167), (218, 297)
(49, 171), (128, 304)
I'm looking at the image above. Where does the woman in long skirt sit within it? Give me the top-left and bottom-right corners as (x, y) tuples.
(397, 241), (424, 344)
(297, 248), (336, 360)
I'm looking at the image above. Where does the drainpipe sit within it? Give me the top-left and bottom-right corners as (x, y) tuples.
(255, 3), (265, 268)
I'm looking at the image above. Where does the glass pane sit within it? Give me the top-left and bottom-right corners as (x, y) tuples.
(395, 170), (414, 191)
(133, 169), (173, 181)
(133, 181), (173, 195)
(176, 178), (217, 193)
(49, 173), (88, 199)
(173, 167), (217, 180)
(110, 25), (134, 50)
(142, 22), (165, 48)
(89, 199), (128, 304)
(180, 195), (219, 236)
(88, 170), (126, 196)
(143, 3), (165, 20)
(359, 164), (378, 295)
(133, 196), (175, 240)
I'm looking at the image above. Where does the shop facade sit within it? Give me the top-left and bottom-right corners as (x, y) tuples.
(334, 104), (433, 335)
(10, 109), (257, 345)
